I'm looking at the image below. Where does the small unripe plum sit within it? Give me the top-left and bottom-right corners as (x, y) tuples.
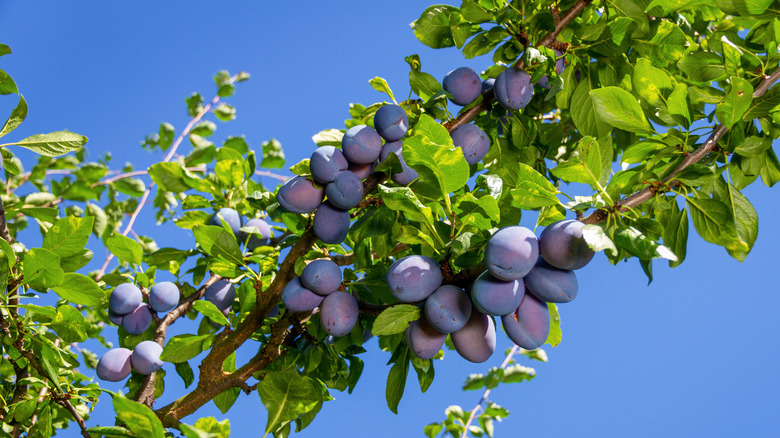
(424, 285), (472, 334)
(443, 67), (481, 106)
(204, 279), (236, 311)
(282, 277), (324, 312)
(241, 218), (272, 251)
(374, 104), (409, 142)
(341, 125), (382, 164)
(348, 160), (376, 180)
(524, 259), (578, 303)
(109, 283), (142, 315)
(277, 176), (324, 214)
(301, 259), (342, 296)
(470, 271), (524, 316)
(310, 146), (348, 184)
(501, 290), (550, 350)
(96, 348), (132, 382)
(380, 141), (418, 186)
(484, 226), (539, 281)
(405, 317), (446, 360)
(122, 303), (152, 335)
(131, 340), (163, 375)
(209, 208), (242, 238)
(320, 291), (359, 337)
(451, 310), (496, 363)
(312, 202), (350, 244)
(386, 255), (443, 303)
(539, 219), (594, 270)
(450, 124), (490, 165)
(148, 281), (180, 313)
(494, 67), (533, 111)
(325, 171), (363, 210)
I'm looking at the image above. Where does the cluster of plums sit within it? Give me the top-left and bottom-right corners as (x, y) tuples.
(281, 259), (359, 337)
(97, 281), (180, 381)
(400, 219), (593, 363)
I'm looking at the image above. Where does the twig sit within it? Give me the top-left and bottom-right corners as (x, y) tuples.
(254, 170), (290, 182)
(460, 346), (519, 438)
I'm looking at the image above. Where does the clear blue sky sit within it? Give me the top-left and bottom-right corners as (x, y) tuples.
(1, 2), (778, 437)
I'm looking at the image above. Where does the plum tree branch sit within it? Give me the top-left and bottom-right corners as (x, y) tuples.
(460, 345), (519, 438)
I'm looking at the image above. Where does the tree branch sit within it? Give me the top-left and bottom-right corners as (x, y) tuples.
(460, 345), (519, 438)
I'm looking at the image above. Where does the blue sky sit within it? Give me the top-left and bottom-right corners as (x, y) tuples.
(1, 2), (778, 437)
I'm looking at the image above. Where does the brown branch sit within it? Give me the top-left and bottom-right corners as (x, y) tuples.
(582, 67), (780, 225)
(0, 197), (14, 243)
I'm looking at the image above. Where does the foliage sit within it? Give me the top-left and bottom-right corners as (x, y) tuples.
(0, 1), (779, 437)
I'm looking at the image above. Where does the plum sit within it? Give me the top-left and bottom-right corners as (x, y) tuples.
(482, 78), (495, 93)
(494, 67), (533, 111)
(204, 279), (236, 311)
(208, 307), (231, 328)
(386, 255), (443, 303)
(524, 259), (578, 303)
(451, 310), (496, 363)
(240, 218), (272, 251)
(341, 125), (383, 164)
(405, 317), (446, 360)
(310, 146), (349, 184)
(122, 303), (152, 335)
(348, 160), (376, 180)
(320, 291), (359, 337)
(450, 124), (490, 165)
(443, 67), (481, 106)
(484, 226), (539, 281)
(379, 141), (418, 186)
(131, 340), (163, 375)
(470, 271), (525, 316)
(109, 283), (142, 315)
(424, 285), (472, 333)
(325, 171), (363, 210)
(374, 104), (409, 142)
(108, 308), (124, 326)
(537, 49), (565, 89)
(301, 259), (342, 296)
(208, 207), (242, 237)
(148, 281), (180, 313)
(277, 176), (324, 214)
(539, 219), (594, 270)
(313, 202), (350, 244)
(282, 277), (324, 312)
(96, 348), (133, 382)
(502, 290), (550, 350)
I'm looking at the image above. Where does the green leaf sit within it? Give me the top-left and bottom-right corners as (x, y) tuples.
(261, 138), (285, 169)
(105, 233), (143, 265)
(175, 361), (195, 389)
(632, 58), (673, 106)
(453, 192), (500, 229)
(385, 349), (410, 414)
(85, 426), (137, 438)
(23, 248), (64, 292)
(410, 5), (458, 49)
(369, 77), (396, 103)
(5, 131), (87, 156)
(677, 52), (726, 82)
(639, 20), (687, 67)
(715, 77), (753, 129)
(735, 136), (772, 157)
(193, 225), (245, 266)
(378, 185), (434, 225)
(192, 418), (231, 438)
(667, 83), (691, 125)
(613, 226), (678, 261)
(214, 103), (236, 121)
(546, 303), (562, 347)
(193, 300), (230, 326)
(502, 364), (536, 383)
(581, 224), (618, 256)
(257, 371), (322, 436)
(50, 305), (89, 343)
(52, 273), (105, 306)
(662, 202), (688, 268)
(148, 162), (190, 193)
(722, 183), (758, 262)
(589, 87), (652, 134)
(404, 114), (469, 199)
(0, 238), (14, 267)
(571, 80), (612, 137)
(550, 137), (604, 189)
(744, 81), (780, 120)
(311, 129), (343, 147)
(112, 394), (165, 438)
(42, 216), (93, 260)
(686, 196), (748, 252)
(161, 334), (213, 363)
(372, 305), (421, 336)
(0, 94), (27, 139)
(409, 70), (442, 101)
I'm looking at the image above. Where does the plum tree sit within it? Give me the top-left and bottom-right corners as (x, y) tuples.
(386, 255), (443, 303)
(109, 283), (143, 315)
(148, 281), (180, 313)
(277, 175), (324, 213)
(131, 341), (164, 376)
(484, 226), (539, 281)
(539, 219), (595, 270)
(443, 67), (481, 106)
(424, 285), (472, 334)
(373, 104), (409, 141)
(310, 146), (349, 184)
(470, 271), (524, 316)
(319, 291), (359, 337)
(96, 348), (133, 382)
(301, 259), (342, 296)
(449, 124), (490, 165)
